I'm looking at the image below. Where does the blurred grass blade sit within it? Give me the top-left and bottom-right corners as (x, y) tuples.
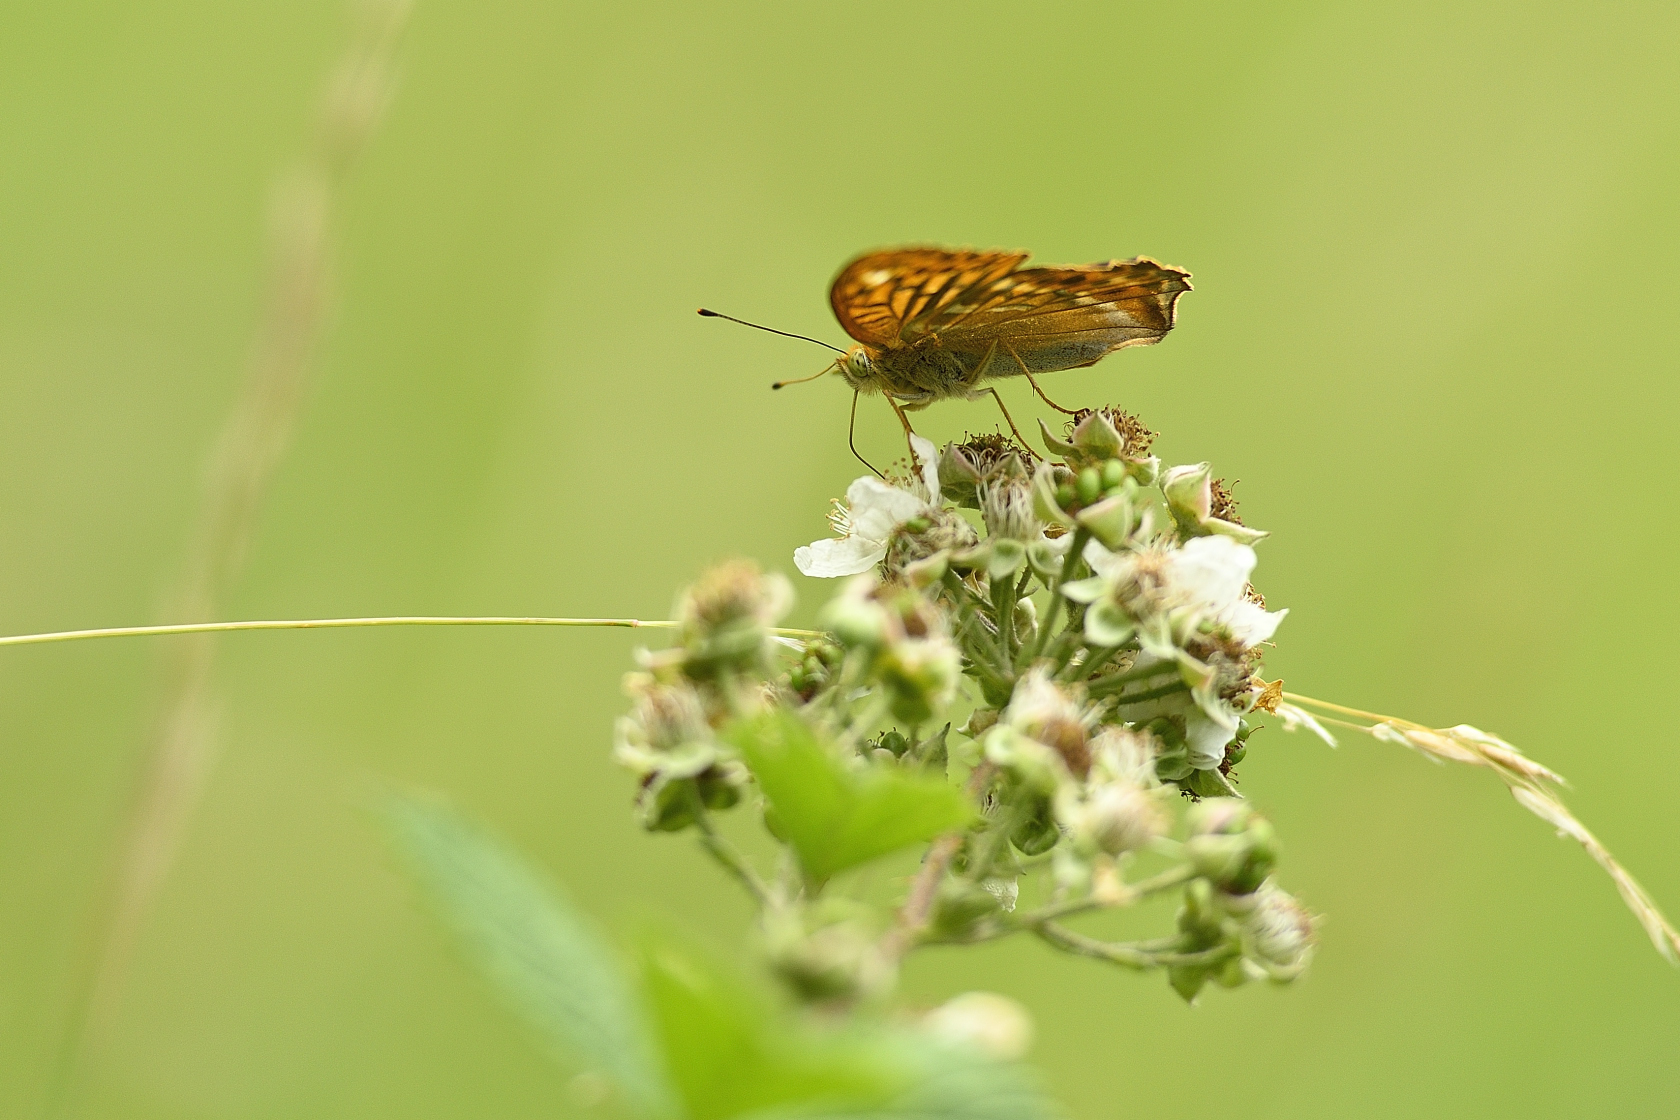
(386, 795), (673, 1117)
(726, 712), (973, 883)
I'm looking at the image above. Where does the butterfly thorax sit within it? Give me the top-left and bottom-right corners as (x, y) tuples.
(837, 339), (977, 404)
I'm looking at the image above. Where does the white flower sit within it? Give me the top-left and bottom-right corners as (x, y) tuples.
(1163, 536), (1287, 646)
(1086, 534), (1287, 649)
(794, 435), (940, 578)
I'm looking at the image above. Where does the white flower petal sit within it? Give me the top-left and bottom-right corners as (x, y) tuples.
(1226, 602), (1287, 645)
(909, 433), (940, 500)
(794, 538), (887, 578)
(1167, 535), (1256, 612)
(845, 476), (930, 540)
(1083, 538), (1123, 575)
(1186, 709), (1236, 770)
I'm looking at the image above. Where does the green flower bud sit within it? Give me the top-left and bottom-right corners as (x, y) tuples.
(1010, 795), (1061, 856)
(763, 906), (893, 1004)
(877, 729), (910, 757)
(638, 774), (699, 832)
(1012, 596), (1038, 646)
(1100, 458), (1126, 490)
(1076, 466), (1102, 506)
(930, 878), (1007, 940)
(1184, 799), (1279, 894)
(876, 636), (962, 725)
(1160, 462), (1268, 545)
(1032, 461), (1079, 528)
(676, 559), (792, 680)
(1075, 492), (1135, 550)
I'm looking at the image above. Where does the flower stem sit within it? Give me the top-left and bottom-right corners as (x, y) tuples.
(1029, 528), (1089, 663)
(690, 796), (773, 906)
(1096, 678), (1190, 704)
(1033, 922), (1238, 971)
(881, 761), (997, 961)
(1016, 863), (1198, 924)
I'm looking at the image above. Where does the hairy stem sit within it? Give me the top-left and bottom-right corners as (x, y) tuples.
(1033, 922), (1237, 971)
(881, 761), (998, 961)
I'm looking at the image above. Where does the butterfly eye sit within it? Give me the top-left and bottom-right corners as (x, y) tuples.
(843, 347), (873, 376)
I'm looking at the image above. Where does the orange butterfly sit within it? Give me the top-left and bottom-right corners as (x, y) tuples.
(702, 247), (1191, 464)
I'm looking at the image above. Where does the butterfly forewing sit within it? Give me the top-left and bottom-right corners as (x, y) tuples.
(829, 249), (1027, 348)
(830, 249), (1191, 383)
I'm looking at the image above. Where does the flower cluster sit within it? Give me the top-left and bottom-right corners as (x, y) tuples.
(614, 407), (1315, 1005)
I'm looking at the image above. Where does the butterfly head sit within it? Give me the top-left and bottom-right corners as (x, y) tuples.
(837, 345), (878, 391)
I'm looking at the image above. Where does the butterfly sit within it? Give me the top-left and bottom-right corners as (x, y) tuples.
(700, 246), (1190, 467)
(827, 247), (1191, 421)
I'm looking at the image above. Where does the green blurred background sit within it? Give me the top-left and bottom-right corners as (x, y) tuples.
(3, 2), (1677, 1116)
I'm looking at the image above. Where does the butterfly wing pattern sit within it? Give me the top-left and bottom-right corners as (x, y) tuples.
(829, 248), (1191, 406)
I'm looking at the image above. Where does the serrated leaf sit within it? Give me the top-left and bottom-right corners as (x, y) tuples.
(385, 794), (672, 1118)
(726, 712), (973, 882)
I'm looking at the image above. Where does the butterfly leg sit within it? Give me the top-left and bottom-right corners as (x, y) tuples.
(999, 340), (1078, 415)
(1023, 372), (1079, 415)
(984, 388), (1042, 460)
(885, 394), (921, 463)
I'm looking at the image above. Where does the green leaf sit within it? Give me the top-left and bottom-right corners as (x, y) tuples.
(641, 943), (900, 1120)
(726, 712), (973, 882)
(384, 795), (672, 1118)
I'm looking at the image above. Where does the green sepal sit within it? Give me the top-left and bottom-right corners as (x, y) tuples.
(1075, 493), (1133, 549)
(1083, 600), (1136, 648)
(988, 537), (1027, 581)
(1026, 539), (1065, 581)
(1059, 576), (1106, 604)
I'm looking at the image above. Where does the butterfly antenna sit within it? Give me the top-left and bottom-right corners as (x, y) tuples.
(697, 308), (846, 355)
(849, 390), (884, 478)
(771, 362), (836, 390)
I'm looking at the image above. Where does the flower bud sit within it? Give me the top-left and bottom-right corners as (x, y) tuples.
(1184, 798), (1278, 894)
(1002, 669), (1092, 779)
(819, 575), (892, 649)
(930, 877), (1007, 940)
(676, 559), (792, 680)
(1078, 781), (1167, 855)
(1010, 795), (1061, 856)
(763, 907), (893, 1004)
(1160, 462), (1268, 545)
(1242, 883), (1315, 982)
(876, 634), (961, 725)
(923, 992), (1035, 1061)
(1012, 596), (1038, 646)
